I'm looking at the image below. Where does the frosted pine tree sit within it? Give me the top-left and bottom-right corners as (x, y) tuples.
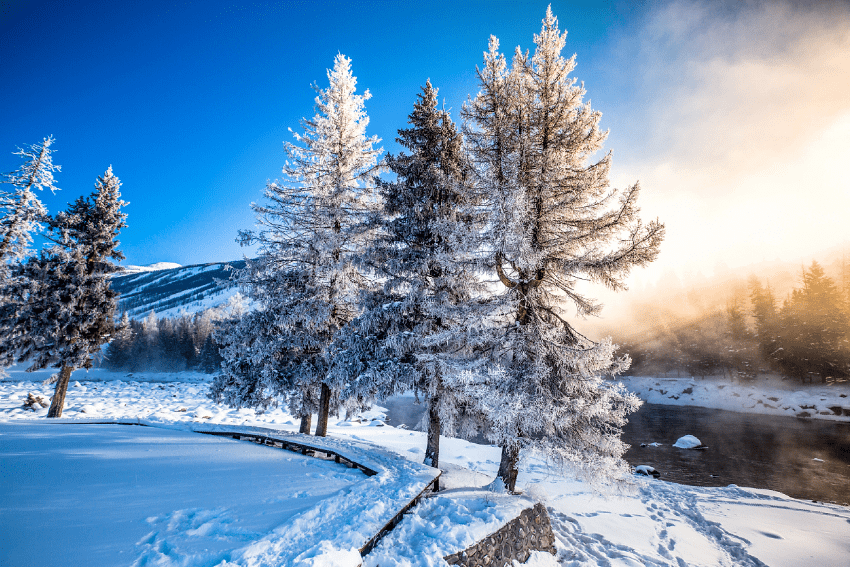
(211, 54), (381, 436)
(0, 167), (127, 417)
(462, 9), (664, 490)
(329, 81), (486, 483)
(0, 136), (61, 277)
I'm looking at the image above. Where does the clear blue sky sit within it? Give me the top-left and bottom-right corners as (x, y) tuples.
(4, 1), (847, 275)
(0, 0), (648, 266)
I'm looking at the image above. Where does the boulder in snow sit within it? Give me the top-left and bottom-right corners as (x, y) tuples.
(635, 465), (661, 478)
(673, 435), (706, 449)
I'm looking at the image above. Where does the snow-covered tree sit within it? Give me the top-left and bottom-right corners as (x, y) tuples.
(211, 54), (381, 436)
(0, 167), (127, 417)
(0, 136), (60, 275)
(462, 9), (664, 490)
(329, 81), (486, 483)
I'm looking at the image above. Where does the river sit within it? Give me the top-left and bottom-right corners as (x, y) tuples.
(381, 397), (850, 506)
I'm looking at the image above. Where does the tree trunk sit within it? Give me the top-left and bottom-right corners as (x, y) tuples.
(424, 397), (441, 491)
(314, 383), (331, 437)
(497, 443), (519, 493)
(46, 365), (74, 418)
(299, 413), (312, 434)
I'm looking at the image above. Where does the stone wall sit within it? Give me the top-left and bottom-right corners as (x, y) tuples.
(443, 502), (556, 566)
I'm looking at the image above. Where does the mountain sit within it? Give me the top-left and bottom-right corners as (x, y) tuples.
(112, 260), (247, 319)
(120, 262), (184, 274)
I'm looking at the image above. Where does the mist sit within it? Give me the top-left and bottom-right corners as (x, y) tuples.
(603, 0), (850, 285)
(576, 0), (850, 347)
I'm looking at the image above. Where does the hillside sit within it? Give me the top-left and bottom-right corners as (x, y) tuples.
(112, 260), (246, 318)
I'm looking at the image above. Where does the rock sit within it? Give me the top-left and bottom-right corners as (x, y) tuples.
(635, 465), (661, 478)
(673, 435), (706, 449)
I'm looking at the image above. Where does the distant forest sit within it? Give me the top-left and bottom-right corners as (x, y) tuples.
(615, 258), (850, 384)
(103, 312), (223, 373)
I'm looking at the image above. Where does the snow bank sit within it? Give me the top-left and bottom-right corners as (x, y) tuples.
(364, 490), (533, 566)
(622, 375), (850, 422)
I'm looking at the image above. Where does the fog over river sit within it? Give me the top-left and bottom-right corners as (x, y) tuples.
(382, 397), (850, 506)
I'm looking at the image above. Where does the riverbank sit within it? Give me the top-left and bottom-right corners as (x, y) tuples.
(621, 374), (850, 422)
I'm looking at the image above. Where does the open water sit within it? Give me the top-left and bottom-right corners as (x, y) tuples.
(382, 396), (850, 506)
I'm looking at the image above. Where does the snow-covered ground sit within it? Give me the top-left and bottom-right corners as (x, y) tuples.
(0, 422), (366, 567)
(622, 374), (850, 422)
(1, 371), (849, 566)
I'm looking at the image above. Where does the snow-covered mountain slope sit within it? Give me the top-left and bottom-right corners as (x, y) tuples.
(120, 261), (184, 273)
(112, 260), (246, 318)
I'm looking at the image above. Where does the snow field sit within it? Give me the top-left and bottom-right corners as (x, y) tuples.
(0, 422), (367, 567)
(1, 374), (849, 566)
(623, 375), (850, 422)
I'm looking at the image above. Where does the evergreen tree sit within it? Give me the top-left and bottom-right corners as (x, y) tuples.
(329, 81), (485, 483)
(776, 262), (849, 383)
(0, 167), (127, 417)
(198, 332), (223, 373)
(212, 54), (381, 436)
(104, 312), (133, 370)
(0, 136), (61, 274)
(462, 9), (664, 490)
(749, 276), (779, 369)
(724, 296), (757, 380)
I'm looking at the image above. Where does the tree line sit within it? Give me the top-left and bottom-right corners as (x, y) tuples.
(210, 8), (664, 491)
(620, 260), (850, 384)
(103, 311), (224, 373)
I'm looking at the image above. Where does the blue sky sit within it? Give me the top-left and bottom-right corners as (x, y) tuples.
(2, 0), (849, 275)
(0, 0), (651, 266)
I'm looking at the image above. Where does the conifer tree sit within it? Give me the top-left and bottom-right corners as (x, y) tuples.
(212, 54), (381, 435)
(0, 137), (60, 277)
(462, 9), (664, 490)
(749, 276), (779, 368)
(776, 262), (849, 383)
(329, 81), (485, 483)
(0, 167), (127, 416)
(104, 312), (133, 369)
(724, 297), (756, 380)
